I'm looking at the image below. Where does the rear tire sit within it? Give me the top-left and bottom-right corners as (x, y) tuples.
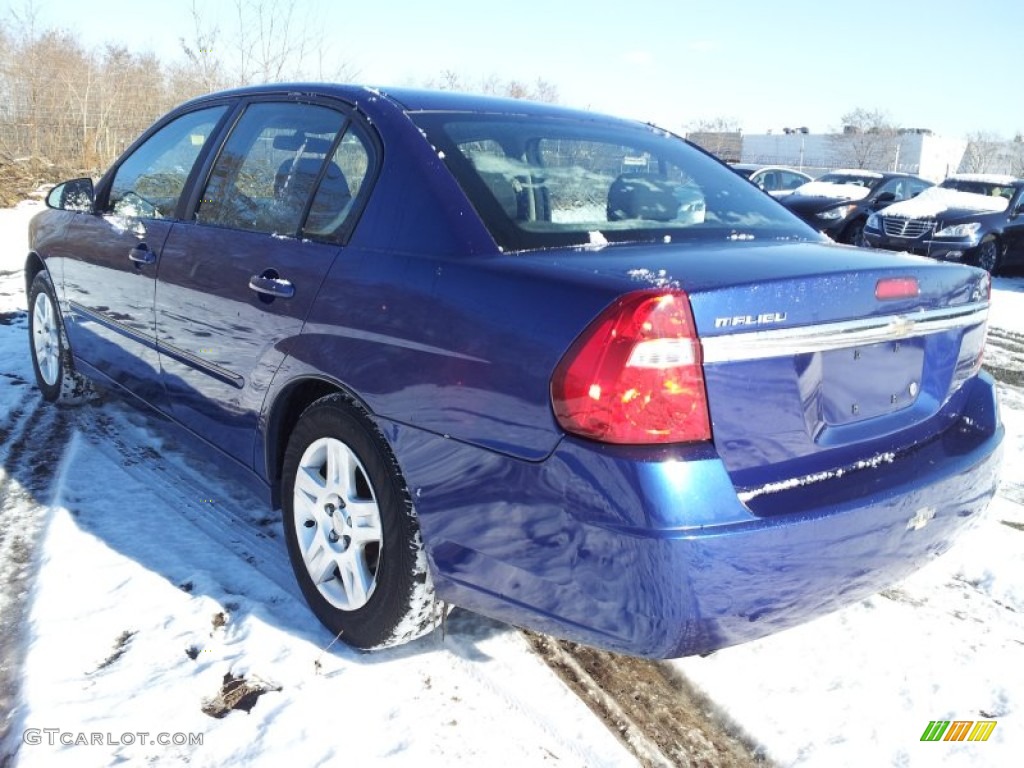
(281, 394), (443, 649)
(28, 271), (92, 403)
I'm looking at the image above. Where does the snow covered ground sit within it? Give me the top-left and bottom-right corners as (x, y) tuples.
(1, 199), (1022, 767)
(0, 202), (631, 766)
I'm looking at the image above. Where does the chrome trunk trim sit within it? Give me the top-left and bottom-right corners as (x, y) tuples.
(701, 303), (988, 363)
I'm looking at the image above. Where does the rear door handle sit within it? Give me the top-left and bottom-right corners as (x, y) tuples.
(248, 273), (295, 299)
(128, 244), (156, 265)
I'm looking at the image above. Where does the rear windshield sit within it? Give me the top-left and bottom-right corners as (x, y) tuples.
(412, 112), (814, 251)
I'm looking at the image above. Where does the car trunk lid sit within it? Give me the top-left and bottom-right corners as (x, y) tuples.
(535, 240), (990, 497)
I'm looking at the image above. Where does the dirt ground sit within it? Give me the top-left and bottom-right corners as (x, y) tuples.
(525, 632), (773, 767)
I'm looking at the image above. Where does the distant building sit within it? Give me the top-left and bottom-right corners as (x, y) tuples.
(688, 128), (969, 182)
(740, 130), (966, 181)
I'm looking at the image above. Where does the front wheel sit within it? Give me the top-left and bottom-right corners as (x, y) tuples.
(28, 271), (92, 403)
(972, 237), (1001, 274)
(281, 394), (444, 649)
(845, 220), (867, 247)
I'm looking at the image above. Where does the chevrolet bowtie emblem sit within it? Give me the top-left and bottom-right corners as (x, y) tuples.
(888, 316), (915, 337)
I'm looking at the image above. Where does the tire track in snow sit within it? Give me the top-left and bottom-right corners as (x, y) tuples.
(982, 329), (1024, 508)
(0, 394), (72, 761)
(0, 388), (296, 762)
(71, 404), (302, 602)
(526, 633), (770, 767)
(985, 327), (1024, 390)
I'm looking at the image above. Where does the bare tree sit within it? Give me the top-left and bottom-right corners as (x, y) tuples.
(0, 0), (539, 206)
(229, 0), (355, 85)
(960, 130), (1004, 174)
(830, 107), (899, 169)
(428, 69), (465, 92)
(684, 117), (742, 162)
(684, 117), (741, 134)
(426, 71), (559, 103)
(0, 3), (191, 201)
(1011, 134), (1024, 178)
(176, 0), (226, 95)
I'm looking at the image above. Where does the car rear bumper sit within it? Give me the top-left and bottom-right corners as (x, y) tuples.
(385, 372), (1003, 658)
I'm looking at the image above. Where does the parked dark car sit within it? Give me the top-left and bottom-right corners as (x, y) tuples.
(781, 169), (933, 245)
(730, 163), (812, 197)
(863, 173), (1024, 273)
(27, 85), (1003, 659)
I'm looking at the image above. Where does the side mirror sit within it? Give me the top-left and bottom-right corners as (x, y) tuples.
(46, 178), (95, 212)
(873, 191), (896, 205)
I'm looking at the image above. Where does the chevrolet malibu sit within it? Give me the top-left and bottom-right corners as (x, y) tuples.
(26, 85), (1003, 658)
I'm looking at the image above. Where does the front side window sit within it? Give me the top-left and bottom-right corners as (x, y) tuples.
(907, 179), (932, 198)
(413, 113), (812, 251)
(876, 177), (910, 201)
(197, 102), (346, 236)
(108, 106), (227, 219)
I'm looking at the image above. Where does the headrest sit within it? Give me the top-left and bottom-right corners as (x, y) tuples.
(607, 174), (680, 222)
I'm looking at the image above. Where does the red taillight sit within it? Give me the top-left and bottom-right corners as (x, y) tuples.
(875, 277), (919, 300)
(551, 290), (711, 444)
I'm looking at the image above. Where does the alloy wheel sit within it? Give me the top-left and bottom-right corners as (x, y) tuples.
(32, 291), (60, 387)
(291, 436), (383, 611)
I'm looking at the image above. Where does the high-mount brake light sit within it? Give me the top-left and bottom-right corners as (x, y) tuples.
(551, 290), (711, 444)
(875, 277), (919, 300)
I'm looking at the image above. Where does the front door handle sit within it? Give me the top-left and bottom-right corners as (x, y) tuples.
(249, 273), (295, 299)
(128, 243), (156, 265)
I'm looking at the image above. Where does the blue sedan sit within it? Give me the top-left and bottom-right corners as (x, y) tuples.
(26, 85), (1003, 658)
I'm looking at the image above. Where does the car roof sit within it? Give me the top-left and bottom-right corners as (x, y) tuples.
(177, 82), (634, 125)
(878, 171), (929, 180)
(733, 164), (808, 173)
(824, 168), (885, 178)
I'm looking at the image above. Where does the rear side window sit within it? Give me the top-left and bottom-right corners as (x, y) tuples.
(197, 102), (347, 237)
(303, 126), (374, 241)
(413, 113), (811, 251)
(108, 106), (226, 219)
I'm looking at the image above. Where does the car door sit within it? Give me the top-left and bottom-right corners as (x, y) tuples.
(155, 99), (375, 465)
(60, 105), (229, 403)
